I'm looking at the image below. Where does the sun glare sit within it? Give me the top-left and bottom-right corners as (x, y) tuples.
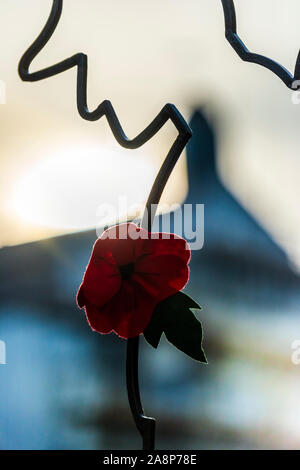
(9, 146), (156, 231)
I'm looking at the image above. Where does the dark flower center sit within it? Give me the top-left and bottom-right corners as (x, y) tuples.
(119, 262), (135, 280)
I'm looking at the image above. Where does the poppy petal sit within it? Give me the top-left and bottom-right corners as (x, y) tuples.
(93, 223), (143, 266)
(81, 254), (121, 307)
(134, 254), (189, 296)
(84, 302), (114, 335)
(76, 285), (86, 308)
(107, 281), (155, 339)
(135, 234), (191, 265)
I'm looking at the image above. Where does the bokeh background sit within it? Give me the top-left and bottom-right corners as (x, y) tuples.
(1, 0), (300, 449)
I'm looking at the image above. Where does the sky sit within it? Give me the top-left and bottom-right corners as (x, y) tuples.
(1, 0), (300, 268)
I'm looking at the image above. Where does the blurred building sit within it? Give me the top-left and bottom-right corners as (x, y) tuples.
(1, 110), (300, 450)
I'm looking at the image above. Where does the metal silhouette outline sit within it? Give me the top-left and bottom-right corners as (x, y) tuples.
(221, 0), (300, 89)
(18, 0), (192, 450)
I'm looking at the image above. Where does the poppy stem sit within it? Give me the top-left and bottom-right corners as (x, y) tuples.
(126, 124), (192, 450)
(126, 337), (155, 450)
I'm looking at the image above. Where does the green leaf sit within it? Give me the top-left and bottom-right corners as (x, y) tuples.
(144, 292), (207, 363)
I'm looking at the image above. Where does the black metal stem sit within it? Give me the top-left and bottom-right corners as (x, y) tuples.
(126, 337), (155, 450)
(126, 129), (190, 450)
(18, 0), (192, 449)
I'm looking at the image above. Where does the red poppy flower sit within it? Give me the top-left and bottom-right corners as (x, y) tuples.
(77, 223), (191, 339)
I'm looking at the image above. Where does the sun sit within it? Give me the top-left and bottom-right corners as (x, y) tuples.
(9, 146), (156, 231)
